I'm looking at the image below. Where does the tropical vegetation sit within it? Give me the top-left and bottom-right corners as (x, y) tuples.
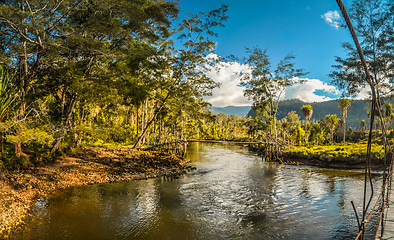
(0, 0), (392, 171)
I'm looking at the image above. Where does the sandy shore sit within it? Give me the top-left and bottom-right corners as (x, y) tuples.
(0, 147), (190, 238)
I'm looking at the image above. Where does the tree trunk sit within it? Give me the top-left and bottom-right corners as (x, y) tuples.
(51, 139), (62, 154)
(15, 36), (29, 157)
(273, 115), (277, 141)
(15, 100), (25, 157)
(143, 99), (148, 145)
(305, 120), (308, 144)
(133, 93), (170, 149)
(51, 94), (77, 154)
(136, 107), (139, 137)
(343, 117), (346, 144)
(141, 103), (145, 144)
(153, 115), (156, 144)
(1, 132), (3, 153)
(159, 119), (162, 144)
(330, 129), (334, 144)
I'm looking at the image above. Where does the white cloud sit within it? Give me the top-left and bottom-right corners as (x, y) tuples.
(355, 86), (371, 100)
(283, 78), (341, 102)
(204, 56), (343, 107)
(321, 10), (341, 29)
(204, 60), (253, 107)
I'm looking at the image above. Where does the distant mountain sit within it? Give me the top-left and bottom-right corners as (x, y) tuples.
(210, 106), (251, 116)
(248, 99), (370, 129)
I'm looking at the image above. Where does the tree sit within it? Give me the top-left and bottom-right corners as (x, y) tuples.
(384, 101), (393, 130)
(301, 105), (313, 143)
(240, 47), (306, 142)
(301, 104), (313, 128)
(330, 0), (393, 99)
(286, 111), (301, 127)
(338, 98), (351, 143)
(326, 114), (339, 143)
(0, 0), (180, 155)
(310, 122), (326, 145)
(284, 111), (301, 145)
(361, 119), (366, 131)
(0, 65), (15, 124)
(301, 105), (313, 121)
(132, 4), (229, 148)
(384, 102), (392, 118)
(0, 65), (16, 157)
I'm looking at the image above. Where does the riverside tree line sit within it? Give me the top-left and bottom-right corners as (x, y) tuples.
(0, 0), (393, 170)
(241, 0), (393, 149)
(0, 0), (232, 163)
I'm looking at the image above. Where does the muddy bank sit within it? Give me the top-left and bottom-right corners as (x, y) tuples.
(281, 151), (387, 170)
(0, 147), (191, 238)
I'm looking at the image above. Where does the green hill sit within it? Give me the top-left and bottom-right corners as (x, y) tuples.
(210, 106), (251, 116)
(248, 99), (370, 129)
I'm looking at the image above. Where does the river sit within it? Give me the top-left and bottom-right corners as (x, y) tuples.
(12, 143), (382, 239)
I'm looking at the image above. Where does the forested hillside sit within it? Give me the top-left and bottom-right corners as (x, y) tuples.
(248, 99), (370, 129)
(210, 106), (251, 116)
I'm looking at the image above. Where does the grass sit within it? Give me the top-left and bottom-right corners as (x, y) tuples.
(285, 142), (385, 158)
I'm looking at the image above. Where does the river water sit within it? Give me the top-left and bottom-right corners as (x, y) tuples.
(13, 143), (382, 239)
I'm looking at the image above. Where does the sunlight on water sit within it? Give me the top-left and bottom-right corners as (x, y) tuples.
(12, 142), (382, 240)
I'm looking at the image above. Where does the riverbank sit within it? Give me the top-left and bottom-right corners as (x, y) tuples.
(0, 147), (190, 238)
(281, 144), (387, 170)
(190, 140), (388, 169)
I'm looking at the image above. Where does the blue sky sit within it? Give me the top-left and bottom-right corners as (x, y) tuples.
(178, 0), (364, 107)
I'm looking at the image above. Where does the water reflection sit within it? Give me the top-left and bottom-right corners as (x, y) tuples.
(12, 143), (382, 240)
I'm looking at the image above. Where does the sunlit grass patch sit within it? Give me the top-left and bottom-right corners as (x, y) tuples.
(285, 143), (384, 158)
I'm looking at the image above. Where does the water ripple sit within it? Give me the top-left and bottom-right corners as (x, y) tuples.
(13, 143), (382, 240)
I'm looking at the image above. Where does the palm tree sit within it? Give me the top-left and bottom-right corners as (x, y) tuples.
(326, 114), (339, 144)
(338, 98), (351, 144)
(301, 105), (313, 143)
(0, 65), (15, 179)
(361, 120), (366, 132)
(310, 122), (324, 145)
(0, 65), (16, 153)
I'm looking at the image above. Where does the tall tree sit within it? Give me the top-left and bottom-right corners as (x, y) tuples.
(0, 65), (15, 124)
(384, 101), (392, 130)
(310, 122), (325, 145)
(338, 98), (351, 143)
(301, 104), (313, 143)
(132, 4), (229, 148)
(326, 114), (339, 143)
(361, 119), (366, 131)
(330, 0), (393, 99)
(0, 65), (16, 154)
(301, 105), (313, 127)
(0, 0), (179, 155)
(240, 47), (307, 142)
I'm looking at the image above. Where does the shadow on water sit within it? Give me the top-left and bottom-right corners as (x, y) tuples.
(11, 142), (381, 240)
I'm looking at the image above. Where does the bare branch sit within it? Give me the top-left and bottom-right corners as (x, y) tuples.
(45, 0), (84, 32)
(0, 17), (38, 44)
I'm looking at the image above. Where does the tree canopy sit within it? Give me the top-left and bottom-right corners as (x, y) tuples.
(330, 0), (394, 98)
(0, 0), (230, 158)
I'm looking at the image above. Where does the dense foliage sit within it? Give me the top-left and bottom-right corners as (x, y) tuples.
(0, 0), (392, 170)
(330, 0), (394, 98)
(0, 0), (233, 169)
